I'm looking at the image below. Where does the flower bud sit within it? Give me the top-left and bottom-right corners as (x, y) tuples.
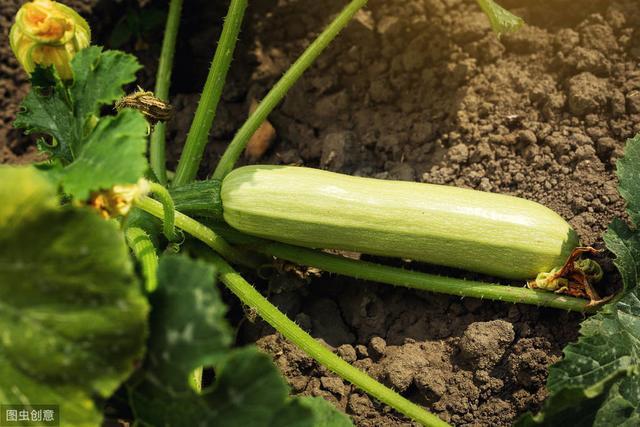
(10, 0), (90, 80)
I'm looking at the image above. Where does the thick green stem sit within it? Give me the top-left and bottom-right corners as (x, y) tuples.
(125, 226), (159, 292)
(150, 0), (183, 185)
(134, 196), (255, 269)
(212, 0), (368, 180)
(172, 0), (248, 186)
(254, 241), (593, 312)
(208, 253), (449, 427)
(148, 182), (181, 242)
(169, 179), (223, 219)
(210, 224), (592, 312)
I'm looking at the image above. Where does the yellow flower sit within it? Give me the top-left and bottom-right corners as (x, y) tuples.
(89, 179), (150, 219)
(10, 0), (90, 80)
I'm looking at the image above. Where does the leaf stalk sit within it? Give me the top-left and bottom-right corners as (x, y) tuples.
(173, 0), (248, 186)
(150, 0), (184, 185)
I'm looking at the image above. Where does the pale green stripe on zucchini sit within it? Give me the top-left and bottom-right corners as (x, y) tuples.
(221, 165), (579, 280)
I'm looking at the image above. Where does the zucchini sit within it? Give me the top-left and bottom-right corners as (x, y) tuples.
(219, 165), (579, 280)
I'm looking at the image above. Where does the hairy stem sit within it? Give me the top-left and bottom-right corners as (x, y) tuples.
(150, 0), (183, 185)
(212, 0), (368, 180)
(256, 241), (593, 312)
(208, 223), (593, 312)
(124, 226), (158, 292)
(208, 253), (449, 427)
(173, 0), (248, 186)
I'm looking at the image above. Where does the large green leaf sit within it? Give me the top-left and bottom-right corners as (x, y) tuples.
(517, 135), (640, 426)
(129, 255), (352, 426)
(0, 165), (149, 427)
(61, 109), (149, 200)
(70, 46), (141, 129)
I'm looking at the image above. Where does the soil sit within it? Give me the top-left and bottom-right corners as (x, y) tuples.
(2, 0), (639, 426)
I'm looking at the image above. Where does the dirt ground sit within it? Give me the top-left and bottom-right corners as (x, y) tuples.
(2, 0), (639, 425)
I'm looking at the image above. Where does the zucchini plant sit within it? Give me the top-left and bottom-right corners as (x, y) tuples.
(3, 0), (636, 426)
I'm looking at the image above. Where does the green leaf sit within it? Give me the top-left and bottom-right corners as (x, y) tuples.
(516, 283), (640, 426)
(13, 75), (79, 163)
(617, 134), (640, 226)
(0, 166), (57, 227)
(202, 347), (297, 426)
(61, 109), (149, 199)
(0, 165), (149, 427)
(603, 219), (640, 296)
(129, 255), (352, 426)
(141, 255), (232, 390)
(13, 47), (141, 164)
(516, 135), (640, 426)
(272, 397), (354, 427)
(476, 0), (524, 35)
(595, 378), (640, 427)
(70, 46), (141, 128)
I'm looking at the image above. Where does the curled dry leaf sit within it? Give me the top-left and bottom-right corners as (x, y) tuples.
(528, 247), (610, 306)
(116, 87), (173, 127)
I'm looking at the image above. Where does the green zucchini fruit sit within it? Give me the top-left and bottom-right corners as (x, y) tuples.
(219, 165), (579, 280)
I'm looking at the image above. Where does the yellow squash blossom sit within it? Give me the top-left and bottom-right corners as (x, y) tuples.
(89, 179), (151, 219)
(10, 0), (90, 80)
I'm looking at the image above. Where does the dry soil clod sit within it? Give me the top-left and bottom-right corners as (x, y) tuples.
(244, 98), (277, 161)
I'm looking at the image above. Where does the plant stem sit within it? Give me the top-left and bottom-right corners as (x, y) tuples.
(172, 0), (248, 187)
(150, 0), (183, 185)
(169, 179), (223, 219)
(211, 0), (368, 180)
(124, 226), (159, 292)
(206, 223), (593, 312)
(208, 253), (449, 427)
(148, 182), (181, 242)
(255, 241), (593, 312)
(134, 196), (256, 269)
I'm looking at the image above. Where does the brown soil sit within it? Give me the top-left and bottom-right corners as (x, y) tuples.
(2, 0), (639, 426)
